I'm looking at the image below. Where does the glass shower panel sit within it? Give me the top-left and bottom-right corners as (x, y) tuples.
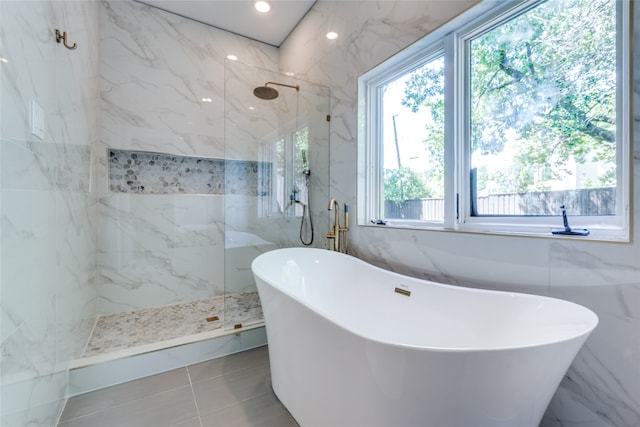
(223, 61), (330, 330)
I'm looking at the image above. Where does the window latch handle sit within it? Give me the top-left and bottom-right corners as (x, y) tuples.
(551, 205), (589, 236)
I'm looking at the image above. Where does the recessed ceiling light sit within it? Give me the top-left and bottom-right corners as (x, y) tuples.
(0, 57), (8, 63)
(254, 1), (270, 13)
(201, 98), (212, 103)
(226, 54), (238, 61)
(326, 32), (339, 40)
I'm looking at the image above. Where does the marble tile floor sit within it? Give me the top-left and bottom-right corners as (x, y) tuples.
(83, 292), (263, 357)
(58, 346), (299, 427)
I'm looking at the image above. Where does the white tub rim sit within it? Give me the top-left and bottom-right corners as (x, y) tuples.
(252, 247), (599, 353)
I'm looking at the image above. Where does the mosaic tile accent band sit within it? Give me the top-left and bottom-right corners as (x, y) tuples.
(108, 149), (271, 195)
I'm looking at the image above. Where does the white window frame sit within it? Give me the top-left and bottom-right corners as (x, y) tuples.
(358, 0), (632, 242)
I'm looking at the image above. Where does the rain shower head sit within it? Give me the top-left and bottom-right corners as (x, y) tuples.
(253, 85), (279, 100)
(253, 81), (300, 100)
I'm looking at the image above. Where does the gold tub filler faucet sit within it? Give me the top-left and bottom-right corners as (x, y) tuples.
(327, 198), (348, 253)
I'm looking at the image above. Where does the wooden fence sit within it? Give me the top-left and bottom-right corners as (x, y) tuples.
(385, 187), (616, 221)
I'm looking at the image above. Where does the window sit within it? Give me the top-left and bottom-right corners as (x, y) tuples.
(382, 55), (445, 222)
(259, 126), (309, 218)
(358, 0), (630, 241)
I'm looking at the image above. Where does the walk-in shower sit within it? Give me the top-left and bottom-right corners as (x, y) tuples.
(224, 61), (330, 328)
(0, 1), (330, 422)
(75, 63), (330, 363)
(250, 76), (318, 247)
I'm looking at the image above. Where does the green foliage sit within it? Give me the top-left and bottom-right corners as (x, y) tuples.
(384, 167), (432, 202)
(401, 56), (446, 198)
(274, 126), (309, 173)
(402, 0), (617, 194)
(402, 61), (444, 115)
(295, 126), (309, 173)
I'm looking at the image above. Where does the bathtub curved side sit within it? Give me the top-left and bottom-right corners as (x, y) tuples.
(252, 249), (597, 427)
(255, 272), (591, 427)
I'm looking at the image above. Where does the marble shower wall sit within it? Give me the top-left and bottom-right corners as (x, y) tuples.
(98, 1), (279, 314)
(0, 1), (99, 425)
(223, 60), (331, 297)
(280, 1), (639, 426)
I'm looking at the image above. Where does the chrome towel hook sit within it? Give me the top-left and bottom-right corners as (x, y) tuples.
(55, 29), (77, 50)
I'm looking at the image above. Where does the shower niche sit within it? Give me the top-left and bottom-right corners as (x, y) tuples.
(223, 61), (330, 330)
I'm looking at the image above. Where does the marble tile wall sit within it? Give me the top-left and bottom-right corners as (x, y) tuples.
(99, 193), (226, 313)
(223, 59), (332, 253)
(280, 1), (640, 426)
(1, 0), (290, 423)
(0, 1), (100, 425)
(98, 1), (280, 314)
(99, 0), (332, 315)
(2, 0), (320, 424)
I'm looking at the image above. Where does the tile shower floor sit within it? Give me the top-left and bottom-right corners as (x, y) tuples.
(59, 346), (299, 427)
(82, 292), (263, 357)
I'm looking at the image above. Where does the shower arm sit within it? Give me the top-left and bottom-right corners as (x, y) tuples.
(265, 81), (300, 91)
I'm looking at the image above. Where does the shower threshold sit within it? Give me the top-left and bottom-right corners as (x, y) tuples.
(70, 292), (263, 369)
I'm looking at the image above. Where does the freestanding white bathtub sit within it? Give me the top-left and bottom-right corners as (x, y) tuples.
(252, 248), (598, 427)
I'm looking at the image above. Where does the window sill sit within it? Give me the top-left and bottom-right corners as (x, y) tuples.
(361, 220), (631, 244)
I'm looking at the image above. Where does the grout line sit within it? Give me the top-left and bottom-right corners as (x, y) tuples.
(185, 348), (273, 422)
(62, 349), (273, 426)
(186, 366), (204, 427)
(195, 390), (276, 423)
(79, 315), (100, 358)
(60, 379), (195, 425)
(55, 394), (70, 427)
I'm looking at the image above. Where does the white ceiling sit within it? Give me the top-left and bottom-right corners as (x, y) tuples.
(138, 0), (316, 47)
